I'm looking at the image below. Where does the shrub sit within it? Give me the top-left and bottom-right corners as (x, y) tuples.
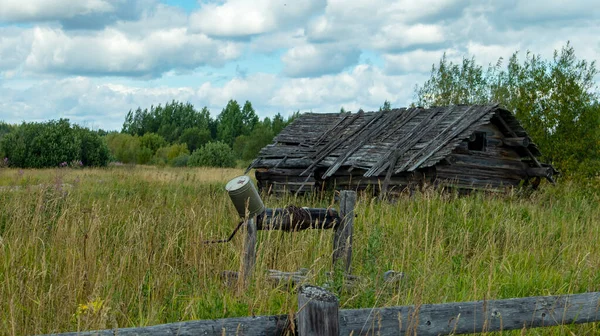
(139, 133), (167, 154)
(153, 144), (189, 166)
(105, 133), (141, 164)
(188, 141), (236, 168)
(74, 126), (110, 167)
(170, 154), (190, 167)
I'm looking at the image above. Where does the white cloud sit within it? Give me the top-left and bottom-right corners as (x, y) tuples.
(384, 49), (459, 74)
(23, 26), (241, 77)
(0, 0), (113, 22)
(282, 43), (361, 77)
(0, 27), (33, 71)
(0, 64), (421, 130)
(272, 64), (414, 110)
(372, 23), (446, 51)
(1, 0), (599, 132)
(189, 0), (326, 37)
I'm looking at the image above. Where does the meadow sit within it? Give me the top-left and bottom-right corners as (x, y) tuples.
(0, 166), (599, 335)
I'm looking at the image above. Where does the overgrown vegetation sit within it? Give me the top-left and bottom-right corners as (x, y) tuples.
(0, 119), (109, 168)
(415, 43), (600, 177)
(0, 167), (598, 335)
(117, 99), (297, 167)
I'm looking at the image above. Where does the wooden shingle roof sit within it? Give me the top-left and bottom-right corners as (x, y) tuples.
(251, 104), (541, 178)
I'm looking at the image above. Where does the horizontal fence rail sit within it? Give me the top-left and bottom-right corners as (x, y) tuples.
(48, 290), (600, 336)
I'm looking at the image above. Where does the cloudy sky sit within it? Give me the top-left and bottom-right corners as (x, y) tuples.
(0, 0), (599, 131)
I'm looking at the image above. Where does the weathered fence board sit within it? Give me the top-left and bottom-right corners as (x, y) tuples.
(338, 291), (600, 335)
(47, 291), (600, 335)
(48, 314), (289, 336)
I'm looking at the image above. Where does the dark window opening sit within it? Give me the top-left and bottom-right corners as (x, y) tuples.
(468, 132), (487, 151)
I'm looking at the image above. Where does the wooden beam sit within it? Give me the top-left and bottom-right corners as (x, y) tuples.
(526, 167), (554, 179)
(339, 291), (600, 335)
(257, 207), (340, 231)
(297, 285), (340, 336)
(502, 137), (530, 147)
(333, 191), (356, 273)
(50, 291), (600, 335)
(404, 105), (492, 172)
(50, 315), (290, 335)
(494, 114), (555, 184)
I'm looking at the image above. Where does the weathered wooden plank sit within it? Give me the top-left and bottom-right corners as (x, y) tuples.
(494, 114), (550, 181)
(254, 158), (313, 168)
(333, 191), (356, 273)
(257, 207), (339, 231)
(301, 112), (366, 175)
(242, 218), (257, 284)
(322, 111), (392, 178)
(47, 314), (290, 335)
(527, 167), (554, 179)
(502, 137), (531, 147)
(298, 285), (339, 336)
(404, 105), (495, 172)
(49, 289), (600, 336)
(365, 106), (459, 177)
(339, 291), (600, 335)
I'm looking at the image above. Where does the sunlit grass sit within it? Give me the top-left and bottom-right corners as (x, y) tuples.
(0, 167), (598, 335)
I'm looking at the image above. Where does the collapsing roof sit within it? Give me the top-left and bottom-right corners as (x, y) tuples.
(250, 104), (545, 178)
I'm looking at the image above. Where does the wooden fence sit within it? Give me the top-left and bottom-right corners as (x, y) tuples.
(51, 286), (600, 335)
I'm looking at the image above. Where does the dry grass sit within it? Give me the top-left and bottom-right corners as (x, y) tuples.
(0, 166), (598, 335)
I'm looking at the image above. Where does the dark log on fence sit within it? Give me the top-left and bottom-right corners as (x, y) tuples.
(333, 191), (356, 273)
(297, 285), (340, 336)
(47, 314), (290, 336)
(257, 207), (340, 231)
(502, 136), (530, 147)
(338, 291), (600, 335)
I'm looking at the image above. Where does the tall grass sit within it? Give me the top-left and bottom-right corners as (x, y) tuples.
(0, 167), (598, 335)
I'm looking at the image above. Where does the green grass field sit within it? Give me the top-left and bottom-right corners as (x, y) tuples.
(0, 166), (599, 335)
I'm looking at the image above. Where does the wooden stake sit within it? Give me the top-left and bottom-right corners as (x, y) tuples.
(297, 285), (339, 336)
(241, 217), (257, 285)
(333, 190), (355, 273)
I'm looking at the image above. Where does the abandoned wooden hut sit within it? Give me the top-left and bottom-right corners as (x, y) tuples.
(249, 104), (557, 195)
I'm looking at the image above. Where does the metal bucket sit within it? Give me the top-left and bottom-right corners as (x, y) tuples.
(225, 175), (265, 218)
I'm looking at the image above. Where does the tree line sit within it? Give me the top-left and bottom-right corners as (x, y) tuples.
(0, 100), (298, 169)
(0, 42), (597, 177)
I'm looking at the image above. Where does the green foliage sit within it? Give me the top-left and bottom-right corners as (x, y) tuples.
(139, 133), (167, 154)
(188, 141), (236, 168)
(115, 100), (300, 167)
(379, 100), (392, 111)
(0, 122), (15, 158)
(414, 43), (600, 177)
(122, 101), (212, 143)
(74, 125), (111, 167)
(233, 124), (275, 161)
(217, 100), (259, 147)
(0, 119), (109, 168)
(178, 127), (211, 152)
(153, 144), (190, 166)
(106, 133), (141, 164)
(170, 154), (190, 167)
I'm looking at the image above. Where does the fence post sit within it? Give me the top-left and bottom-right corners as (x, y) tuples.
(297, 285), (339, 336)
(241, 217), (257, 284)
(333, 190), (355, 273)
